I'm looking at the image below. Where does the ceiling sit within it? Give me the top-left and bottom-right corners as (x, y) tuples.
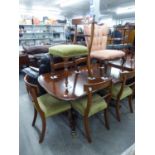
(19, 0), (135, 19)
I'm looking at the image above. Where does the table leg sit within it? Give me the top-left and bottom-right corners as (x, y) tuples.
(51, 55), (58, 79)
(69, 109), (77, 137)
(73, 57), (80, 74)
(64, 57), (69, 89)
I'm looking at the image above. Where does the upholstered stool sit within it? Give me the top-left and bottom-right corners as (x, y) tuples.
(49, 44), (88, 57)
(49, 44), (88, 92)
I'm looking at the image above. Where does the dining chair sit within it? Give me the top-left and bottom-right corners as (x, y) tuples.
(83, 21), (126, 75)
(71, 79), (112, 143)
(24, 74), (71, 143)
(72, 17), (96, 78)
(111, 70), (135, 121)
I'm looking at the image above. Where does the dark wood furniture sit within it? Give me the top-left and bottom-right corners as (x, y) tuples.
(72, 17), (95, 78)
(24, 75), (71, 143)
(38, 65), (114, 143)
(71, 79), (112, 143)
(72, 18), (90, 45)
(111, 70), (135, 121)
(38, 67), (92, 101)
(38, 65), (118, 101)
(38, 64), (134, 141)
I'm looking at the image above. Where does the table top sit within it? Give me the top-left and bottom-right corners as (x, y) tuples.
(38, 65), (120, 101)
(109, 58), (135, 71)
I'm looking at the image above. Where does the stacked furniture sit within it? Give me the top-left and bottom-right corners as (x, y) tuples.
(23, 18), (135, 144)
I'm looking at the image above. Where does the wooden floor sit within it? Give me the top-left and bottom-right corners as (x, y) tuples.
(19, 73), (135, 155)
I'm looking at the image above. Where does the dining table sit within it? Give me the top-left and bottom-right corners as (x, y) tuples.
(38, 64), (120, 101)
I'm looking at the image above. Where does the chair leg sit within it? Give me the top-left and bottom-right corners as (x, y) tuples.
(104, 109), (110, 130)
(32, 108), (37, 126)
(121, 56), (126, 71)
(103, 61), (108, 74)
(68, 109), (76, 133)
(39, 113), (46, 143)
(83, 116), (92, 143)
(128, 95), (133, 113)
(115, 101), (121, 122)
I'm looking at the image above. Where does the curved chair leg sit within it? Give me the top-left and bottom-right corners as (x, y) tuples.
(32, 108), (37, 126)
(39, 113), (46, 143)
(83, 116), (92, 143)
(115, 101), (121, 122)
(104, 109), (110, 130)
(128, 95), (133, 113)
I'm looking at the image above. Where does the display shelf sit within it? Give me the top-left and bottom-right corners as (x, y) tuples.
(21, 32), (53, 34)
(19, 24), (66, 46)
(19, 38), (52, 41)
(20, 24), (65, 27)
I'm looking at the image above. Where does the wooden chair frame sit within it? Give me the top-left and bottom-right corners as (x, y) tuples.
(72, 17), (95, 78)
(113, 70), (135, 121)
(24, 75), (46, 143)
(24, 75), (74, 143)
(82, 79), (112, 142)
(72, 17), (127, 79)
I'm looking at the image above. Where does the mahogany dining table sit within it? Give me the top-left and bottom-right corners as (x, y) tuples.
(38, 65), (120, 101)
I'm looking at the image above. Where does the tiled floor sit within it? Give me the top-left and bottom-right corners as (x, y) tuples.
(19, 73), (135, 155)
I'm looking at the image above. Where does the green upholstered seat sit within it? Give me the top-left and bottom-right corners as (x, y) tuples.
(37, 94), (71, 117)
(49, 44), (88, 57)
(112, 84), (133, 100)
(71, 94), (107, 117)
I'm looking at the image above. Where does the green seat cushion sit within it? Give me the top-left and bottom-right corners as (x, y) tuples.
(37, 94), (71, 117)
(112, 84), (133, 100)
(49, 44), (88, 57)
(71, 94), (107, 117)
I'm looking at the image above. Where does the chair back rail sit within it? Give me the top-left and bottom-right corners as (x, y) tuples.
(24, 75), (44, 114)
(117, 70), (135, 100)
(84, 79), (112, 93)
(83, 79), (112, 116)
